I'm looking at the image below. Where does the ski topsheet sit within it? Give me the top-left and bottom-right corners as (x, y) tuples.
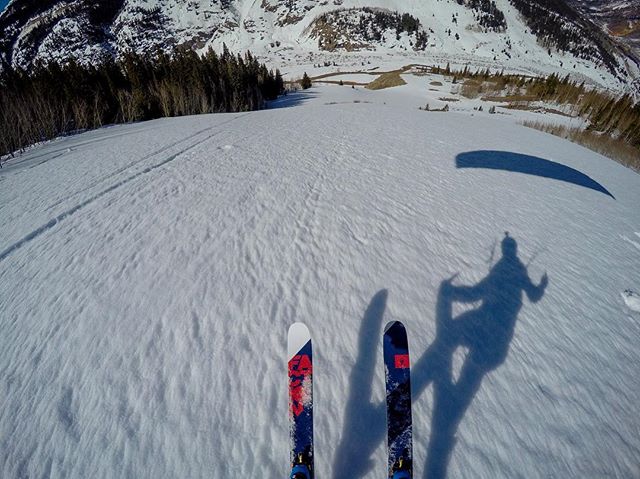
(383, 321), (413, 478)
(288, 323), (313, 478)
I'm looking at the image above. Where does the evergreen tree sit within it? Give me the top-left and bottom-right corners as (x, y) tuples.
(300, 72), (312, 90)
(0, 45), (286, 157)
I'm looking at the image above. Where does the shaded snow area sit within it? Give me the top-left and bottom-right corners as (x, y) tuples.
(1, 84), (640, 478)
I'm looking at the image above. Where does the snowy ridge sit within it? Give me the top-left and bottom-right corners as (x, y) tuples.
(0, 0), (638, 93)
(1, 82), (639, 478)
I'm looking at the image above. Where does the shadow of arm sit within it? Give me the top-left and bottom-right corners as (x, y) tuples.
(524, 272), (548, 303)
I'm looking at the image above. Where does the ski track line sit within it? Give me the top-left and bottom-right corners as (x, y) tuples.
(269, 136), (336, 326)
(44, 126), (214, 212)
(286, 153), (329, 317)
(0, 115), (249, 264)
(120, 128), (298, 462)
(221, 122), (338, 475)
(0, 124), (163, 178)
(621, 234), (640, 252)
(162, 115), (341, 452)
(183, 117), (319, 310)
(266, 112), (394, 332)
(97, 117), (289, 432)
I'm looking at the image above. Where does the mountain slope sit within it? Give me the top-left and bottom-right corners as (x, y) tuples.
(0, 0), (638, 93)
(567, 0), (640, 62)
(1, 83), (640, 479)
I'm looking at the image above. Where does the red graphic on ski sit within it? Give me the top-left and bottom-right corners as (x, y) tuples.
(289, 354), (312, 417)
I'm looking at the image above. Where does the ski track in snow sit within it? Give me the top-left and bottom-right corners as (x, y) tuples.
(620, 232), (640, 252)
(0, 116), (250, 263)
(1, 84), (640, 478)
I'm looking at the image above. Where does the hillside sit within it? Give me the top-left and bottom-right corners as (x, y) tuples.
(1, 81), (639, 479)
(0, 0), (638, 94)
(567, 1), (640, 65)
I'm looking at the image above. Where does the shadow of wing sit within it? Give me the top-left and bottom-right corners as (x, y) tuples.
(456, 150), (615, 199)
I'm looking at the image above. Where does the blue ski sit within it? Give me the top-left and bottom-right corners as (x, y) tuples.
(383, 321), (413, 479)
(288, 323), (313, 479)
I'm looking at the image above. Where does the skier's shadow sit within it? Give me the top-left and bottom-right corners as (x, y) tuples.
(333, 234), (547, 479)
(332, 290), (389, 479)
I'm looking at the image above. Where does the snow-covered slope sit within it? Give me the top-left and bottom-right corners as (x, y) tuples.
(0, 0), (638, 93)
(1, 82), (639, 478)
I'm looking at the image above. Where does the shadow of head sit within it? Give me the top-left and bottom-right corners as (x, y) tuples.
(501, 233), (517, 259)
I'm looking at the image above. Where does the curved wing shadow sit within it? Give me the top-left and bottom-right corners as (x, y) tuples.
(456, 150), (615, 199)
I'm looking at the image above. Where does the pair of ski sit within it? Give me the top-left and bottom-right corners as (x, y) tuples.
(288, 321), (412, 479)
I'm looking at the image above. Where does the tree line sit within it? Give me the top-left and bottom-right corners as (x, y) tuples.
(460, 0), (507, 32)
(0, 46), (284, 159)
(507, 0), (622, 77)
(434, 64), (640, 153)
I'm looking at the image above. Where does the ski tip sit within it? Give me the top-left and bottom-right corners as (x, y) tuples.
(288, 322), (311, 361)
(384, 320), (405, 334)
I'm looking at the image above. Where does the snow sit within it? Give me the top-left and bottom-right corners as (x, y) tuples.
(622, 290), (640, 313)
(1, 82), (640, 478)
(203, 0), (636, 93)
(311, 71), (588, 130)
(3, 0), (638, 95)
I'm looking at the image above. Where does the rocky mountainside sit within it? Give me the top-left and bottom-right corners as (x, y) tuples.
(567, 0), (640, 60)
(0, 0), (638, 92)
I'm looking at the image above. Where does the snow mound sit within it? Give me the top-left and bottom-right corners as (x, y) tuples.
(622, 290), (640, 313)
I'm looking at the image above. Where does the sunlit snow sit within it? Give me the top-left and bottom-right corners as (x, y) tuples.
(1, 82), (639, 478)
